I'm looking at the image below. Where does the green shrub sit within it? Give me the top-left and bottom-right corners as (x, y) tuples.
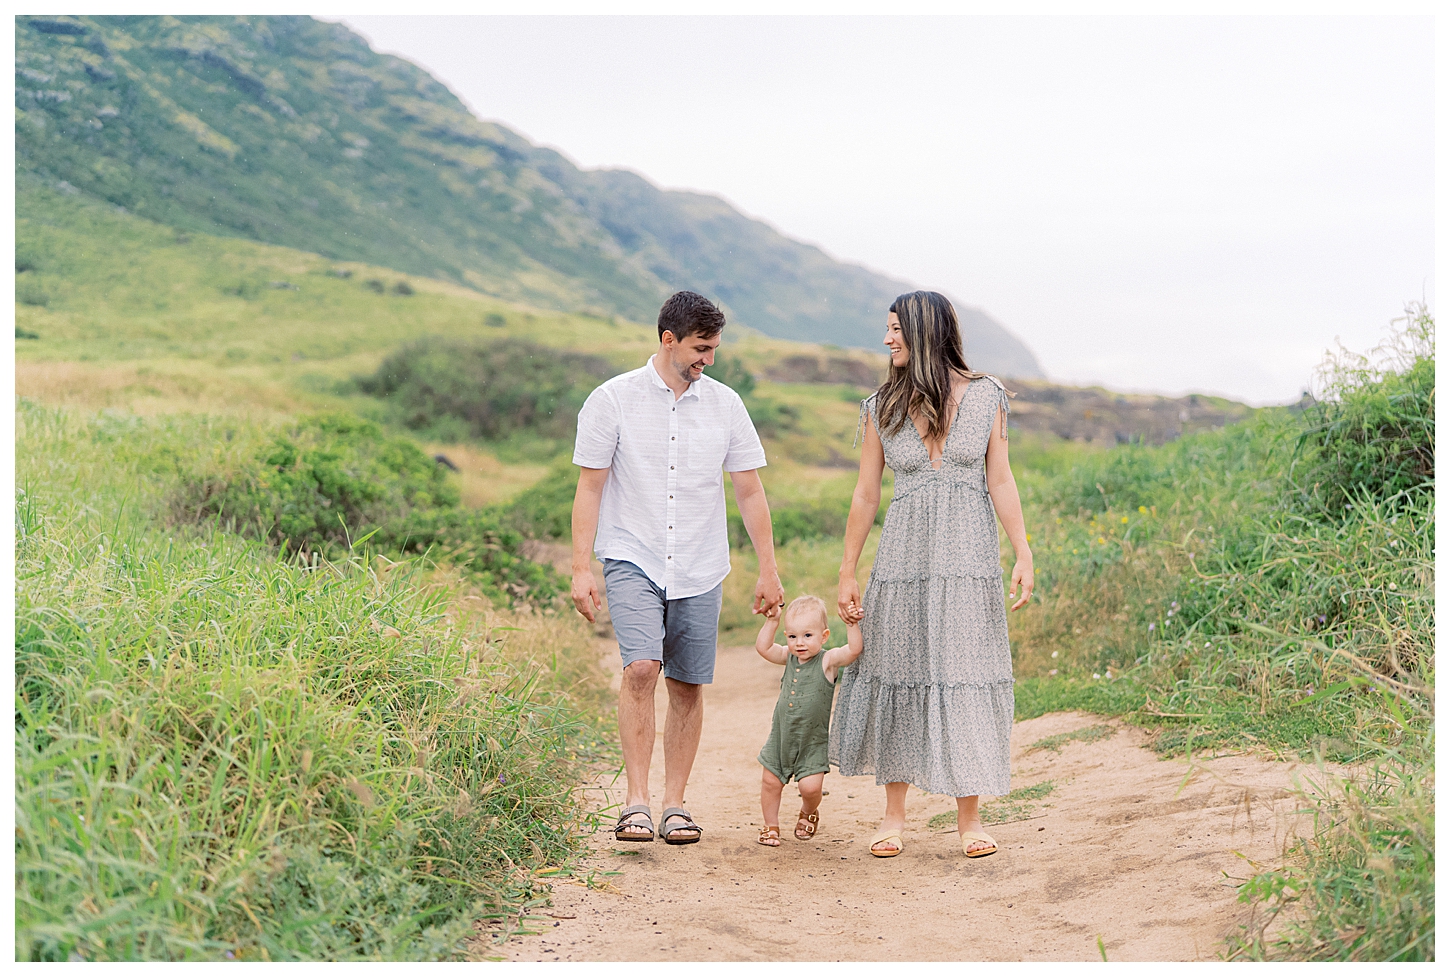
(493, 462), (579, 541)
(703, 354), (756, 395)
(357, 336), (616, 444)
(18, 281), (51, 306)
(705, 353), (798, 437)
(176, 412), (561, 605)
(727, 495), (881, 549)
(1295, 304), (1434, 517)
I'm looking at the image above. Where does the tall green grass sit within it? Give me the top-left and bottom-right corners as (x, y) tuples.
(15, 402), (611, 960)
(1007, 308), (1434, 960)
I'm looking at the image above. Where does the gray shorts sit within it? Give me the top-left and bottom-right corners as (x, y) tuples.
(602, 559), (722, 685)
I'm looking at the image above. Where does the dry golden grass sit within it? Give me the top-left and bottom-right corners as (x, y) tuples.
(421, 442), (552, 508)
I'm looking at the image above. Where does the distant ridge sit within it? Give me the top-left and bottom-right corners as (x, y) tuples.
(15, 14), (1044, 378)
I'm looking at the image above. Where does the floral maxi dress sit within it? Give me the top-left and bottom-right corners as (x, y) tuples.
(829, 377), (1014, 798)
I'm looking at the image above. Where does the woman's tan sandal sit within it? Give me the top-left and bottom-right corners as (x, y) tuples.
(961, 829), (997, 857)
(613, 804), (654, 842)
(869, 828), (904, 857)
(795, 809), (819, 841)
(659, 807), (703, 845)
(758, 825), (782, 847)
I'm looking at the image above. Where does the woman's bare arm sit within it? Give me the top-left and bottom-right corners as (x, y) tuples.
(985, 404), (1034, 610)
(838, 414), (885, 622)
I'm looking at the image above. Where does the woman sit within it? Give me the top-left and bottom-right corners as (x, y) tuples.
(830, 290), (1034, 858)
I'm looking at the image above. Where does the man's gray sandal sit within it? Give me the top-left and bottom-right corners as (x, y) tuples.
(659, 807), (703, 845)
(614, 804), (654, 842)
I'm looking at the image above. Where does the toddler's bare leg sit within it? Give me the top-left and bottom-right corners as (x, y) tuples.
(760, 768), (784, 828)
(794, 773), (825, 840)
(797, 773), (824, 815)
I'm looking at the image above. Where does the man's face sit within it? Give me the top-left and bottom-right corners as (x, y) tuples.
(661, 330), (721, 384)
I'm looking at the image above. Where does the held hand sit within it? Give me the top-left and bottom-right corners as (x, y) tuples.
(837, 575), (863, 625)
(763, 600), (782, 623)
(1009, 561), (1035, 611)
(753, 570), (785, 616)
(571, 569), (602, 623)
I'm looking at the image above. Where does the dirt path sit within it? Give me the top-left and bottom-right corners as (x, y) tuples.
(490, 642), (1318, 962)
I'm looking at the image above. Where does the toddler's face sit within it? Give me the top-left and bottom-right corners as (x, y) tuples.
(783, 613), (829, 661)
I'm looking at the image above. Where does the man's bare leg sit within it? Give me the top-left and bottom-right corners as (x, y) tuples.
(617, 660), (661, 838)
(660, 677), (703, 841)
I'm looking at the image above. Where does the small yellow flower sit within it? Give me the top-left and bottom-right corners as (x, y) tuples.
(1120, 516), (1129, 524)
(1138, 506), (1147, 514)
(1097, 537), (1106, 544)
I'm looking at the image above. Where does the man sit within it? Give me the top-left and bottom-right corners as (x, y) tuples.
(571, 290), (783, 845)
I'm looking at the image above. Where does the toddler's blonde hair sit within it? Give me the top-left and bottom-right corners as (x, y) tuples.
(784, 594), (829, 630)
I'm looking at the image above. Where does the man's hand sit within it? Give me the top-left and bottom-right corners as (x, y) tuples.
(572, 568), (602, 623)
(753, 569), (784, 617)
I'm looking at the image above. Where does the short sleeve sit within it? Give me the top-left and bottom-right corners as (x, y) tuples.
(572, 384), (620, 468)
(722, 392), (767, 471)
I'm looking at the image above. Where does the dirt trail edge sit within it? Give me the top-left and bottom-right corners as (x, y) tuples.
(486, 642), (1317, 962)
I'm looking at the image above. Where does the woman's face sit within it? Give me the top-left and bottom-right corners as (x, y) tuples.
(884, 313), (907, 368)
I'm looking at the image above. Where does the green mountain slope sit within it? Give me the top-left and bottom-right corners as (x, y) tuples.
(15, 14), (1044, 378)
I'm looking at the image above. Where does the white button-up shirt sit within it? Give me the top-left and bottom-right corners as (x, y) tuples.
(573, 355), (767, 599)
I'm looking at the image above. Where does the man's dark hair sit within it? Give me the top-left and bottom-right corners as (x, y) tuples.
(657, 290), (726, 341)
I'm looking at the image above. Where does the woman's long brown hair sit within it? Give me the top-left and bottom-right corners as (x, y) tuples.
(875, 290), (994, 442)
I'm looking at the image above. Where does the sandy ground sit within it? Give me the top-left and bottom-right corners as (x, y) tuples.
(485, 639), (1322, 962)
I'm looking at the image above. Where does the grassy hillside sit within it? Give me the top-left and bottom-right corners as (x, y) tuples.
(15, 13), (1042, 376)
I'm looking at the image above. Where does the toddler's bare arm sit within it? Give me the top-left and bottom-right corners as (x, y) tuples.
(824, 621), (864, 671)
(755, 605), (789, 665)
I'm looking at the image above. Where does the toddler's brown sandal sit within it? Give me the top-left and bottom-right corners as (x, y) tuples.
(757, 826), (781, 847)
(794, 809), (819, 841)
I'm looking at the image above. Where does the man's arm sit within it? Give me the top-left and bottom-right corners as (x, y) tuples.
(729, 468), (784, 615)
(570, 466), (610, 622)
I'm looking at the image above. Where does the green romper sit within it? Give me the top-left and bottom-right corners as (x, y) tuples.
(757, 652), (837, 784)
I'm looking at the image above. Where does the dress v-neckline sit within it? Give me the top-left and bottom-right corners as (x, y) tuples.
(912, 381), (969, 471)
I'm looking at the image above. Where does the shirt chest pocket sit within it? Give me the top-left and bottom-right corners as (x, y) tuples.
(687, 428), (727, 470)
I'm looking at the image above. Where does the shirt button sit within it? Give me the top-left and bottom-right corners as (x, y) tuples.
(667, 555), (672, 559)
(671, 436), (675, 440)
(670, 465), (675, 470)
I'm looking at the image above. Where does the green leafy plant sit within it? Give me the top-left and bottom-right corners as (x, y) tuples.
(176, 412), (562, 605)
(357, 336), (616, 446)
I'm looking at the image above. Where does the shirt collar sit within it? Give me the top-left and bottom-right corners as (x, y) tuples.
(645, 354), (702, 400)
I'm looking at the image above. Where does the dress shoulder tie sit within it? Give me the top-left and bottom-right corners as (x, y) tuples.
(853, 396), (872, 448)
(981, 375), (1013, 440)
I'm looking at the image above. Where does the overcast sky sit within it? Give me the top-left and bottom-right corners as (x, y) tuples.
(340, 15), (1433, 405)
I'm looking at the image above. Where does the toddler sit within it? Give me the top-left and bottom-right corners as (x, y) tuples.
(754, 594), (863, 846)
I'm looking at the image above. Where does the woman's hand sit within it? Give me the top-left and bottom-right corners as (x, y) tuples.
(837, 573), (863, 624)
(1009, 560), (1035, 611)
